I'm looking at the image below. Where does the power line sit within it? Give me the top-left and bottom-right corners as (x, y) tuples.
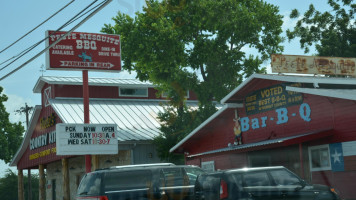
(0, 0), (75, 55)
(0, 0), (113, 81)
(0, 0), (106, 68)
(0, 0), (103, 72)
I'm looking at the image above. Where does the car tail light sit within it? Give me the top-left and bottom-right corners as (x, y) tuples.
(77, 196), (108, 200)
(220, 179), (228, 199)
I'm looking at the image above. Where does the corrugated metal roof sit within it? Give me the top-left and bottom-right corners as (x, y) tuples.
(50, 98), (198, 141)
(33, 76), (154, 93)
(187, 129), (333, 158)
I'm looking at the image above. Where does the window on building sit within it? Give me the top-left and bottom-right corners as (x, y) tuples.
(119, 88), (148, 97)
(201, 161), (215, 172)
(308, 144), (331, 171)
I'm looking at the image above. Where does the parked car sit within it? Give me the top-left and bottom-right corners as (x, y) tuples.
(194, 166), (341, 200)
(76, 163), (205, 200)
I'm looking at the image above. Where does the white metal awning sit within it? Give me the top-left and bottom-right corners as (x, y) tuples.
(50, 98), (199, 141)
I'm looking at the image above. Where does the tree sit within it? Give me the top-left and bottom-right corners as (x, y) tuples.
(0, 86), (25, 163)
(102, 0), (284, 161)
(0, 169), (39, 200)
(287, 0), (356, 57)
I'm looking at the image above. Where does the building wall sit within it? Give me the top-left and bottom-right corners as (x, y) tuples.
(183, 83), (356, 199)
(52, 84), (199, 101)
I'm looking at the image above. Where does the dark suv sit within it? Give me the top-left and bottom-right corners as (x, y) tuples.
(76, 163), (205, 200)
(194, 166), (341, 200)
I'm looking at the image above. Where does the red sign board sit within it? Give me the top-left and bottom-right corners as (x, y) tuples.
(45, 30), (121, 71)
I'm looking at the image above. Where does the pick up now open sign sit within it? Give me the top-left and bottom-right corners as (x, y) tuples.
(45, 30), (121, 72)
(56, 123), (118, 155)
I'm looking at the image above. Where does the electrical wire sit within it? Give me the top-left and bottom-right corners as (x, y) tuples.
(0, 0), (112, 81)
(0, 0), (75, 55)
(0, 0), (102, 72)
(0, 0), (104, 68)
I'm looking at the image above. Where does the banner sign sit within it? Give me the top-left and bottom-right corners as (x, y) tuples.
(245, 83), (303, 115)
(271, 54), (356, 76)
(46, 30), (121, 72)
(56, 123), (118, 155)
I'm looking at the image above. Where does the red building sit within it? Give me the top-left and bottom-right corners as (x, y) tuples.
(10, 76), (198, 200)
(171, 74), (356, 199)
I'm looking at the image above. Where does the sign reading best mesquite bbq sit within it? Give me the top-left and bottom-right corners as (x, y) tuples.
(45, 30), (121, 71)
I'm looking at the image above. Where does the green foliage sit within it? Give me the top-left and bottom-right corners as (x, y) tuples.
(0, 170), (39, 200)
(0, 87), (25, 163)
(102, 0), (283, 162)
(287, 0), (356, 57)
(153, 102), (217, 163)
(0, 170), (18, 200)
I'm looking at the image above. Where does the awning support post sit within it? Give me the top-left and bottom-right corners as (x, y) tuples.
(299, 143), (305, 179)
(18, 170), (24, 200)
(39, 164), (45, 200)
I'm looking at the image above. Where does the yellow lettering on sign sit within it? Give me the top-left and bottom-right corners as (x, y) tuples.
(29, 148), (55, 160)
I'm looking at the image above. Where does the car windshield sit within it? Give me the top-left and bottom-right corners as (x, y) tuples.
(77, 173), (102, 196)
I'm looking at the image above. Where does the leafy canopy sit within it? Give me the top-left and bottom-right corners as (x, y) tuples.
(102, 0), (283, 104)
(287, 0), (356, 57)
(0, 87), (24, 163)
(102, 0), (283, 162)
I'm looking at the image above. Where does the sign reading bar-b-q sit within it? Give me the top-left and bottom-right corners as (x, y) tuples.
(56, 123), (118, 155)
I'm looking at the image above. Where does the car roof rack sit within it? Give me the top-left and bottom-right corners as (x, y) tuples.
(109, 163), (175, 169)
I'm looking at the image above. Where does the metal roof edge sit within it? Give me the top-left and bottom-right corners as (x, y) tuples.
(33, 76), (155, 93)
(221, 73), (356, 104)
(170, 104), (239, 153)
(186, 128), (333, 158)
(51, 97), (200, 104)
(10, 105), (42, 167)
(220, 74), (258, 104)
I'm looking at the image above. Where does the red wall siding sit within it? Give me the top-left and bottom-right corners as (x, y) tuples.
(18, 87), (69, 169)
(199, 152), (248, 170)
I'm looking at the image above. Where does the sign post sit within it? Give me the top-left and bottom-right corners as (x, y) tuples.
(83, 70), (91, 173)
(46, 31), (121, 173)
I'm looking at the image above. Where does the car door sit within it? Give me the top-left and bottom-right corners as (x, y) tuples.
(269, 169), (316, 200)
(242, 171), (284, 200)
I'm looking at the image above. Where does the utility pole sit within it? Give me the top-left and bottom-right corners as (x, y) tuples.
(15, 103), (34, 200)
(15, 103), (34, 129)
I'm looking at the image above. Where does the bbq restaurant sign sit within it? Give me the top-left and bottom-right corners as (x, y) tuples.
(45, 30), (121, 72)
(271, 54), (356, 76)
(56, 123), (118, 155)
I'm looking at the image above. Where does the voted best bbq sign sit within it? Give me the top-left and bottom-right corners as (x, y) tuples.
(56, 123), (118, 155)
(45, 30), (121, 71)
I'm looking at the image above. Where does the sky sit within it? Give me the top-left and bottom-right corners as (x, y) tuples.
(0, 0), (331, 177)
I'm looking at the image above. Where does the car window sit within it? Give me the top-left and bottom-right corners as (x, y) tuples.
(184, 167), (205, 184)
(243, 171), (271, 186)
(161, 168), (188, 187)
(77, 173), (102, 196)
(103, 170), (152, 191)
(269, 169), (301, 186)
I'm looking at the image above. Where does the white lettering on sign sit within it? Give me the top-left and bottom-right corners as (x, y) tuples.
(240, 103), (311, 132)
(30, 131), (56, 150)
(56, 124), (118, 155)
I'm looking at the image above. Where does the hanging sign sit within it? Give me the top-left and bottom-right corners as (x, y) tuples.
(56, 123), (118, 155)
(271, 54), (356, 76)
(45, 30), (121, 72)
